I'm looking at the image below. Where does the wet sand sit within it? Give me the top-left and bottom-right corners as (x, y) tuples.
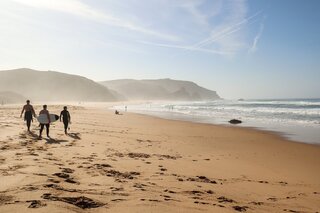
(0, 105), (319, 212)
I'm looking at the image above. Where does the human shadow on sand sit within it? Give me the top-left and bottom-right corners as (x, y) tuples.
(44, 137), (68, 144)
(20, 131), (41, 141)
(28, 132), (39, 139)
(68, 133), (81, 140)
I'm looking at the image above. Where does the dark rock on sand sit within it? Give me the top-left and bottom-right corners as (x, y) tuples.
(229, 119), (242, 124)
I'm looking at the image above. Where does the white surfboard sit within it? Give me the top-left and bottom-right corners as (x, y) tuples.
(37, 114), (59, 124)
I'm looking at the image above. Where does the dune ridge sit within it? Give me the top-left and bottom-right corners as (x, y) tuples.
(0, 68), (118, 102)
(100, 78), (220, 101)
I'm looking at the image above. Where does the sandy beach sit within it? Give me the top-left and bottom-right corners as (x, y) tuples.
(0, 105), (319, 213)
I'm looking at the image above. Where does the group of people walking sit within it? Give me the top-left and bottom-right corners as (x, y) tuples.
(20, 100), (71, 138)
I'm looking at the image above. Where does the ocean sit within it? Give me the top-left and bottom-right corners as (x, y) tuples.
(114, 99), (320, 144)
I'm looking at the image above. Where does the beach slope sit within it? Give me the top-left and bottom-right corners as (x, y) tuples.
(0, 105), (319, 212)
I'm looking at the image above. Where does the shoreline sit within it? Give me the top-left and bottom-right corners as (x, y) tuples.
(129, 111), (319, 148)
(120, 109), (320, 146)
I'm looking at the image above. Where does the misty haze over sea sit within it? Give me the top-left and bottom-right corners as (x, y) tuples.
(115, 98), (320, 144)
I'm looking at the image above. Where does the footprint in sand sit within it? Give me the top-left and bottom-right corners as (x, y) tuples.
(217, 196), (236, 203)
(105, 170), (140, 180)
(279, 181), (288, 185)
(250, 201), (264, 205)
(178, 175), (217, 184)
(267, 197), (278, 202)
(233, 205), (249, 212)
(111, 198), (126, 202)
(148, 199), (161, 202)
(164, 189), (176, 194)
(41, 194), (104, 209)
(53, 172), (70, 178)
(194, 201), (210, 205)
(53, 172), (79, 184)
(0, 195), (13, 205)
(21, 185), (38, 192)
(110, 187), (124, 192)
(61, 168), (74, 174)
(258, 180), (269, 184)
(47, 178), (60, 183)
(27, 200), (47, 208)
(133, 183), (147, 191)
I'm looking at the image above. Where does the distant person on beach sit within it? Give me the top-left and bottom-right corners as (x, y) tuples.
(60, 106), (71, 134)
(39, 105), (50, 138)
(20, 100), (36, 132)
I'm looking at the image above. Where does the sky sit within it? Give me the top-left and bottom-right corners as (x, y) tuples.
(0, 0), (319, 99)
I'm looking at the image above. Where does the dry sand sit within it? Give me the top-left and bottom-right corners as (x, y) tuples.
(0, 105), (319, 213)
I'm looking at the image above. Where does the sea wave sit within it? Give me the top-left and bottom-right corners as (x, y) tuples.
(118, 99), (320, 126)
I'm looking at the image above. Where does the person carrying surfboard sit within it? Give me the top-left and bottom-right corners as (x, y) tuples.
(60, 106), (71, 135)
(20, 100), (36, 132)
(39, 105), (51, 138)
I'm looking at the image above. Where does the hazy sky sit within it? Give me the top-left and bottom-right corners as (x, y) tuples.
(0, 0), (319, 99)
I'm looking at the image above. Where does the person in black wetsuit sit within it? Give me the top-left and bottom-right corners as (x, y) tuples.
(60, 106), (71, 134)
(39, 105), (50, 138)
(20, 100), (36, 132)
